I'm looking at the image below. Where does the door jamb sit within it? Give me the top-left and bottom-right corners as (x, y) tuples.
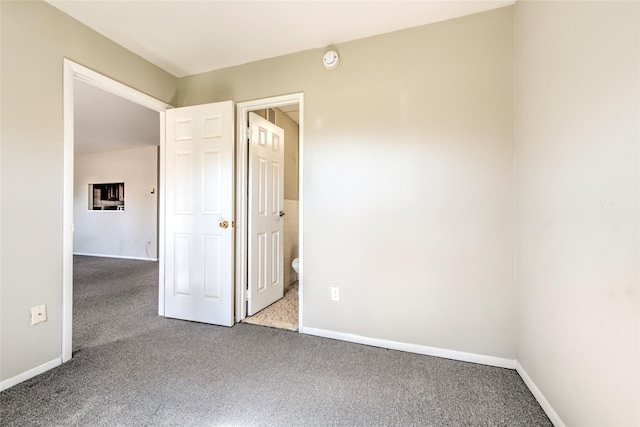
(62, 59), (172, 362)
(235, 93), (304, 328)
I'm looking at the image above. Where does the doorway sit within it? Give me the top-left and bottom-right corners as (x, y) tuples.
(235, 94), (304, 331)
(63, 63), (304, 359)
(71, 77), (161, 353)
(242, 107), (300, 330)
(72, 79), (160, 260)
(62, 60), (171, 362)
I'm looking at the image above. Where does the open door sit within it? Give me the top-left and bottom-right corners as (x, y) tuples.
(164, 101), (234, 326)
(247, 112), (285, 315)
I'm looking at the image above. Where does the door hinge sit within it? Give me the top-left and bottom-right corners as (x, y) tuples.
(245, 290), (250, 301)
(247, 127), (251, 143)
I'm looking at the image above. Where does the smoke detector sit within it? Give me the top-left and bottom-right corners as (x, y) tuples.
(322, 50), (340, 70)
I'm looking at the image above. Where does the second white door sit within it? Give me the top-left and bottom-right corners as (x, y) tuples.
(248, 112), (285, 315)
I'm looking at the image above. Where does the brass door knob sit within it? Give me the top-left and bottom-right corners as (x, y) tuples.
(219, 220), (229, 229)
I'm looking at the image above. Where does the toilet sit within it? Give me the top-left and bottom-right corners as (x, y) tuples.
(292, 257), (300, 275)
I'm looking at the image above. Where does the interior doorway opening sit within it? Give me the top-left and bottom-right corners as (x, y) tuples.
(242, 105), (300, 331)
(64, 64), (304, 357)
(62, 59), (171, 362)
(71, 76), (162, 355)
(235, 94), (304, 331)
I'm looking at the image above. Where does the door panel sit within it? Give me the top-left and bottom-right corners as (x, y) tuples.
(164, 101), (234, 326)
(248, 112), (285, 315)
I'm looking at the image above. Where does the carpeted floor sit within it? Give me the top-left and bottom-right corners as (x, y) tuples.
(243, 282), (299, 331)
(0, 256), (552, 426)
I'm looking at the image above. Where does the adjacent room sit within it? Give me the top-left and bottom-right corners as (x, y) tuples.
(72, 78), (162, 353)
(1, 1), (637, 426)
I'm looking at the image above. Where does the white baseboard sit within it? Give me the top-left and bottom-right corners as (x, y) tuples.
(0, 358), (61, 392)
(300, 326), (516, 369)
(516, 362), (565, 427)
(73, 252), (158, 261)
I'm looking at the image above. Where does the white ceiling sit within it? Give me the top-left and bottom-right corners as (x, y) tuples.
(48, 0), (514, 78)
(278, 104), (299, 124)
(74, 79), (160, 154)
(65, 0), (514, 154)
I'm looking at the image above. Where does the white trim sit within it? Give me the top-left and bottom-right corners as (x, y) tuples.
(70, 62), (171, 112)
(62, 60), (75, 363)
(297, 99), (304, 331)
(516, 362), (565, 427)
(0, 358), (61, 392)
(235, 93), (304, 325)
(62, 59), (172, 364)
(73, 252), (159, 261)
(158, 112), (166, 316)
(300, 326), (517, 369)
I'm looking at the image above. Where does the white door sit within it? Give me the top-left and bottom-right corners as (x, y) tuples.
(247, 112), (285, 315)
(164, 101), (234, 326)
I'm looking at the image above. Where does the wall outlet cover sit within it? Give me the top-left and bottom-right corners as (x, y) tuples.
(331, 287), (340, 302)
(31, 304), (47, 325)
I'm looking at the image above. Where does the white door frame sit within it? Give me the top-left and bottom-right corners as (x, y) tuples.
(235, 93), (304, 328)
(62, 59), (172, 362)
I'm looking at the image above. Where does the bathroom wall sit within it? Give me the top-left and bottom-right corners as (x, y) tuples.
(283, 199), (300, 287)
(276, 109), (300, 201)
(277, 108), (300, 287)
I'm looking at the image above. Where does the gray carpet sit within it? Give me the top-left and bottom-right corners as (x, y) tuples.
(0, 256), (551, 426)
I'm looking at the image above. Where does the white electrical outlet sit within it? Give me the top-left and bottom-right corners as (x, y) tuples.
(31, 304), (47, 325)
(331, 286), (340, 302)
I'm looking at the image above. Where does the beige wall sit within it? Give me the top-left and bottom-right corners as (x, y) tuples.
(180, 7), (515, 359)
(276, 109), (299, 201)
(514, 1), (639, 425)
(3, 2), (636, 422)
(283, 199), (300, 287)
(0, 0), (177, 382)
(74, 146), (159, 259)
(277, 108), (301, 287)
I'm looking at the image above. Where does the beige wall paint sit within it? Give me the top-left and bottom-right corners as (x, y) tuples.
(276, 109), (299, 201)
(0, 0), (177, 382)
(74, 146), (159, 259)
(1, 2), (635, 421)
(515, 1), (639, 425)
(180, 7), (515, 359)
